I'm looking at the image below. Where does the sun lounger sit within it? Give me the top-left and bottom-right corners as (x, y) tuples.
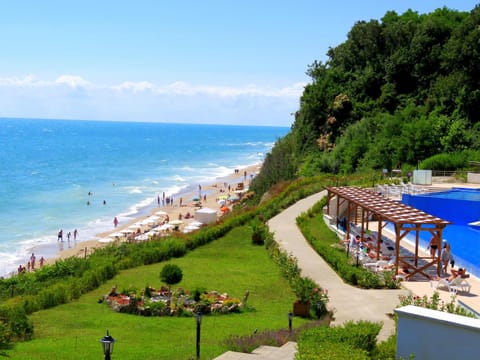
(363, 260), (390, 272)
(430, 276), (472, 294)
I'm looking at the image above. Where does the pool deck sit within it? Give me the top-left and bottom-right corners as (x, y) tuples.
(368, 221), (480, 316)
(378, 179), (480, 316)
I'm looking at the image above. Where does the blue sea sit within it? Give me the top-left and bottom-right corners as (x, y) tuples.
(0, 118), (289, 276)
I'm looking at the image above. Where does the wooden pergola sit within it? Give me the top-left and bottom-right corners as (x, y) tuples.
(326, 186), (451, 279)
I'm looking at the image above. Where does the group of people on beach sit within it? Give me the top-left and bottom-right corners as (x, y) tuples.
(157, 192), (175, 207)
(18, 252), (45, 274)
(57, 228), (78, 242)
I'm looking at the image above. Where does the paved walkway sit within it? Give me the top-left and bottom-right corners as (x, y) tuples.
(267, 191), (410, 341)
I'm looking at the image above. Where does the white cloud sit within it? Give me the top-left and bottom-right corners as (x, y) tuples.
(55, 75), (93, 89)
(0, 74), (304, 126)
(0, 75), (49, 87)
(0, 74), (306, 98)
(111, 80), (306, 98)
(112, 81), (155, 93)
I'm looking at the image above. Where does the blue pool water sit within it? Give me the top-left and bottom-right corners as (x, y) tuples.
(402, 188), (480, 277)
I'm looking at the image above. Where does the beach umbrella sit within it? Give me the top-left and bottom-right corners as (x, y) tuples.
(155, 210), (168, 216)
(159, 223), (174, 231)
(218, 195), (228, 200)
(119, 228), (135, 234)
(220, 206), (230, 213)
(190, 221), (203, 227)
(108, 232), (125, 237)
(135, 234), (150, 241)
(169, 220), (183, 226)
(217, 199), (226, 206)
(228, 195), (239, 201)
(99, 238), (115, 243)
(144, 216), (160, 225)
(191, 197), (200, 202)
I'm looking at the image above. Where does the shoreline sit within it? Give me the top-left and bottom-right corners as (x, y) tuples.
(34, 163), (261, 269)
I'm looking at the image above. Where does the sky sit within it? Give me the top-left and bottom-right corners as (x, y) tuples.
(0, 1), (478, 127)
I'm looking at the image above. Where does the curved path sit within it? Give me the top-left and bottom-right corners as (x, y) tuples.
(267, 191), (410, 341)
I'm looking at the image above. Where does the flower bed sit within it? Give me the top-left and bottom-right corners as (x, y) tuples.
(104, 286), (248, 317)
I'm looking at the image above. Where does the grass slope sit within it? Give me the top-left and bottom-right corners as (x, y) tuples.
(9, 226), (310, 359)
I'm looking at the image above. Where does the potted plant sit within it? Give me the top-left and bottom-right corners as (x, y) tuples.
(293, 277), (316, 317)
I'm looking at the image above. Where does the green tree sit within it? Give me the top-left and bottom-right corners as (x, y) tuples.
(160, 264), (183, 298)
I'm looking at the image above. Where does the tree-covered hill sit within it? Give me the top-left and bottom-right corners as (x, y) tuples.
(251, 5), (480, 197)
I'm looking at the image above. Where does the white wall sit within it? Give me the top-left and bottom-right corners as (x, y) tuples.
(413, 170), (432, 185)
(396, 305), (480, 360)
(467, 172), (480, 184)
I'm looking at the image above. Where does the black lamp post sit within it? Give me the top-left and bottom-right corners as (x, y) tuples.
(100, 330), (115, 360)
(195, 312), (202, 359)
(288, 312), (293, 335)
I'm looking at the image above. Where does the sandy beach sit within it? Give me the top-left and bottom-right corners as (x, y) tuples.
(33, 163), (261, 268)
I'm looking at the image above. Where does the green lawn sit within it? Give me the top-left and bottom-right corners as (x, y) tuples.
(8, 226), (309, 359)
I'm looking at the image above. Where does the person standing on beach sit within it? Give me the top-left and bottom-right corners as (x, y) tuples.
(113, 216), (119, 227)
(58, 229), (63, 242)
(67, 231), (71, 241)
(30, 253), (36, 270)
(39, 256), (45, 268)
(73, 229), (78, 241)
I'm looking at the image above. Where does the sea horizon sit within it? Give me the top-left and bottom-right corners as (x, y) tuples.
(0, 118), (289, 276)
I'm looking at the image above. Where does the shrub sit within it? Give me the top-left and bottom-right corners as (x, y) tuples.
(160, 264), (183, 288)
(192, 287), (206, 302)
(294, 277), (318, 304)
(371, 334), (396, 360)
(297, 340), (369, 360)
(0, 321), (14, 356)
(296, 321), (381, 359)
(0, 305), (33, 341)
(398, 291), (476, 318)
(250, 218), (268, 245)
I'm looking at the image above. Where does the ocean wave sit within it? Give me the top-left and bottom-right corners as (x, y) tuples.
(170, 175), (186, 182)
(179, 166), (195, 172)
(127, 187), (143, 194)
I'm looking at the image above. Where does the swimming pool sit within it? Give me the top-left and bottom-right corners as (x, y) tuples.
(402, 188), (480, 277)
